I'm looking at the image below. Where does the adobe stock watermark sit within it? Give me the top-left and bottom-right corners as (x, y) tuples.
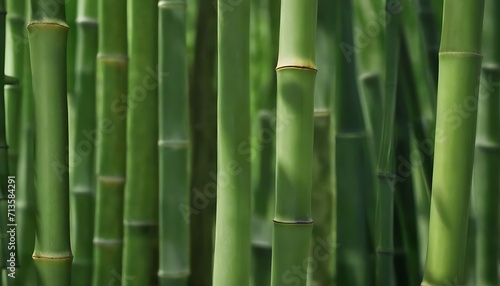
(50, 66), (169, 181)
(178, 110), (296, 223)
(340, 0), (403, 63)
(281, 235), (333, 285)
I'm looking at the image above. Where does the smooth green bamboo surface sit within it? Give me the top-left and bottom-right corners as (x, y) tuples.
(158, 0), (190, 285)
(472, 67), (499, 286)
(187, 0), (217, 285)
(123, 0), (159, 284)
(14, 2), (36, 283)
(270, 1), (317, 285)
(92, 0), (128, 284)
(71, 0), (97, 284)
(472, 1), (500, 284)
(333, 1), (374, 285)
(213, 0), (251, 285)
(28, 0), (72, 284)
(360, 72), (383, 157)
(5, 0), (25, 174)
(14, 27), (36, 286)
(375, 1), (401, 285)
(421, 1), (485, 285)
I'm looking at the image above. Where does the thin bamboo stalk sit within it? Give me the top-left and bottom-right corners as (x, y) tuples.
(27, 0), (72, 284)
(212, 0), (251, 284)
(472, 1), (500, 284)
(270, 0), (317, 285)
(14, 2), (36, 284)
(122, 0), (159, 284)
(333, 0), (375, 285)
(187, 0), (217, 285)
(71, 0), (97, 284)
(375, 1), (401, 285)
(91, 0), (127, 282)
(5, 0), (24, 174)
(158, 0), (190, 285)
(421, 0), (485, 285)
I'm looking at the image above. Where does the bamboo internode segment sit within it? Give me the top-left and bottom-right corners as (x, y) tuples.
(28, 0), (72, 281)
(422, 1), (485, 285)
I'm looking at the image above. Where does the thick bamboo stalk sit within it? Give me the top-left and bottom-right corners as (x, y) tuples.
(421, 1), (485, 285)
(91, 0), (127, 284)
(122, 0), (159, 284)
(71, 0), (97, 284)
(5, 0), (24, 174)
(472, 1), (500, 284)
(27, 0), (72, 284)
(270, 1), (317, 285)
(212, 0), (251, 284)
(158, 0), (190, 285)
(187, 1), (217, 285)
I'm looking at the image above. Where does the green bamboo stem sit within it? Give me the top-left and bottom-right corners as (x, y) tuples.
(28, 0), (72, 284)
(122, 0), (159, 284)
(421, 1), (485, 285)
(187, 0), (217, 285)
(0, 1), (12, 283)
(158, 0), (190, 285)
(360, 72), (383, 157)
(5, 0), (24, 174)
(71, 0), (97, 284)
(93, 42), (129, 282)
(333, 0), (375, 285)
(14, 2), (36, 283)
(401, 0), (436, 134)
(14, 16), (36, 284)
(375, 1), (401, 285)
(472, 1), (500, 284)
(270, 1), (317, 285)
(212, 0), (251, 284)
(416, 0), (439, 85)
(251, 111), (275, 286)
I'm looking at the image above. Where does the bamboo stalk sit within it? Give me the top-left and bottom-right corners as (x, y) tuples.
(421, 1), (485, 285)
(472, 1), (500, 284)
(122, 0), (159, 284)
(375, 1), (401, 285)
(27, 0), (72, 284)
(92, 0), (128, 283)
(71, 0), (98, 284)
(187, 1), (217, 285)
(270, 1), (317, 285)
(212, 0), (251, 284)
(333, 0), (375, 285)
(5, 0), (24, 174)
(14, 2), (36, 284)
(158, 0), (190, 285)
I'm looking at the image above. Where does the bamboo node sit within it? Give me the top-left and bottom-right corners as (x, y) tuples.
(98, 175), (126, 184)
(158, 139), (190, 148)
(157, 270), (190, 278)
(273, 219), (313, 225)
(75, 17), (98, 26)
(158, 0), (186, 7)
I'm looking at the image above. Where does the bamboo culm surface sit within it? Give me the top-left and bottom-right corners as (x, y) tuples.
(270, 1), (317, 285)
(422, 1), (485, 285)
(158, 0), (190, 285)
(213, 0), (251, 284)
(28, 0), (72, 284)
(71, 0), (98, 284)
(91, 0), (128, 284)
(123, 0), (159, 284)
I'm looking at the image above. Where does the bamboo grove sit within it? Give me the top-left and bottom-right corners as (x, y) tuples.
(0, 0), (498, 285)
